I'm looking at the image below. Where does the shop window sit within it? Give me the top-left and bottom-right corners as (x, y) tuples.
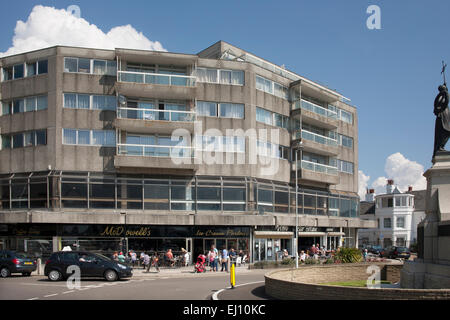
(197, 187), (220, 201)
(258, 189), (272, 204)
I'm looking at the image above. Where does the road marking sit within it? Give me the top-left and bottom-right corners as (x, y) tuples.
(211, 281), (265, 301)
(44, 293), (58, 298)
(20, 283), (68, 287)
(28, 297), (39, 300)
(62, 290), (75, 294)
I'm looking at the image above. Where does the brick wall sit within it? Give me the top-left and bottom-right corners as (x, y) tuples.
(265, 264), (450, 300)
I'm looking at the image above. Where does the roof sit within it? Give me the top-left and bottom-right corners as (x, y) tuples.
(408, 190), (426, 211)
(360, 201), (376, 215)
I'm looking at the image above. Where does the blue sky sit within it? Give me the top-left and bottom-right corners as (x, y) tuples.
(1, 0), (449, 194)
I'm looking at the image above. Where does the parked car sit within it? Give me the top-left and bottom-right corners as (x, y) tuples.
(45, 251), (133, 282)
(368, 245), (383, 256)
(380, 246), (411, 260)
(0, 250), (37, 278)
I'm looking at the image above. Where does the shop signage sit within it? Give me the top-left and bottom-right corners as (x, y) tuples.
(298, 226), (319, 233)
(100, 226), (151, 237)
(193, 228), (249, 238)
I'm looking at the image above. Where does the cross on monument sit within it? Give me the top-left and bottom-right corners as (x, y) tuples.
(442, 60), (447, 86)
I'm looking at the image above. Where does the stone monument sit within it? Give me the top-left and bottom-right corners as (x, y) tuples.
(401, 63), (450, 289)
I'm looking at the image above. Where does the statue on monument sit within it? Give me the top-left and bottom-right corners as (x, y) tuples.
(433, 61), (450, 158)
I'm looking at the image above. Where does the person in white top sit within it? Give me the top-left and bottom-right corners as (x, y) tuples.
(300, 250), (306, 264)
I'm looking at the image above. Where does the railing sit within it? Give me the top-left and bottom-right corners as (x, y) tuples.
(117, 107), (196, 122)
(294, 100), (338, 120)
(295, 130), (338, 147)
(299, 160), (338, 176)
(118, 71), (196, 87)
(117, 143), (195, 158)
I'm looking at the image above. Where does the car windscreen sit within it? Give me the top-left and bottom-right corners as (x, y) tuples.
(397, 247), (409, 252)
(92, 253), (112, 261)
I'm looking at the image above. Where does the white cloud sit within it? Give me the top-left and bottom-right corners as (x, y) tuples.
(0, 5), (166, 57)
(360, 152), (427, 199)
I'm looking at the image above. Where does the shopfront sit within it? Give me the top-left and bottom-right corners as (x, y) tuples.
(297, 227), (344, 251)
(252, 228), (294, 262)
(0, 224), (250, 264)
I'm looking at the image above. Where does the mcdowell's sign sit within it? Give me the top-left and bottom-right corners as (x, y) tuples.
(100, 226), (151, 237)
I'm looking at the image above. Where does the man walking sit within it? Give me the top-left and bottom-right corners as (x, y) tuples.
(221, 247), (229, 272)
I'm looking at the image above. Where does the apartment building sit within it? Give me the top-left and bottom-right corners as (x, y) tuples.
(0, 41), (375, 262)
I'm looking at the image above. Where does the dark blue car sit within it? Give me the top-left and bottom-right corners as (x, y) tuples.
(0, 250), (37, 278)
(45, 251), (133, 282)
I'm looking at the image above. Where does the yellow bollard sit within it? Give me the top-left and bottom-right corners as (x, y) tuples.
(230, 263), (236, 288)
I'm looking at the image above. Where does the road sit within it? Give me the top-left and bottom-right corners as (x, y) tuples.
(0, 268), (269, 300)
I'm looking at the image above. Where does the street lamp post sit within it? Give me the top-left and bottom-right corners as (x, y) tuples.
(293, 140), (302, 269)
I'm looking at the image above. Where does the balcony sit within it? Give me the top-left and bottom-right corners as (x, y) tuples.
(293, 130), (339, 156)
(291, 100), (339, 130)
(114, 144), (198, 173)
(114, 108), (196, 134)
(294, 160), (339, 185)
(115, 71), (197, 100)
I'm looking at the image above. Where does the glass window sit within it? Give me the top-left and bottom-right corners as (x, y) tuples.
(13, 99), (24, 113)
(24, 132), (35, 147)
(197, 101), (217, 117)
(1, 135), (11, 149)
(2, 102), (11, 115)
(223, 188), (246, 201)
(93, 60), (106, 74)
(256, 107), (273, 125)
(36, 96), (48, 111)
(197, 187), (220, 201)
(258, 188), (272, 203)
(78, 95), (90, 109)
(78, 130), (91, 145)
(231, 70), (244, 85)
(78, 58), (91, 73)
(27, 62), (36, 77)
(36, 130), (46, 145)
(340, 110), (353, 124)
(384, 218), (392, 228)
(64, 58), (78, 72)
(106, 61), (117, 76)
(12, 133), (24, 148)
(397, 217), (405, 228)
(219, 103), (244, 119)
(63, 129), (77, 145)
(3, 67), (13, 81)
(25, 97), (36, 112)
(38, 60), (48, 74)
(64, 94), (77, 109)
(196, 68), (217, 83)
(219, 70), (232, 84)
(14, 64), (24, 79)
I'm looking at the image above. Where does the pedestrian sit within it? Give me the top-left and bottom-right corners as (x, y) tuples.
(143, 253), (151, 272)
(140, 252), (145, 268)
(363, 248), (368, 262)
(213, 246), (219, 271)
(221, 247), (229, 272)
(112, 251), (119, 261)
(300, 250), (306, 264)
(118, 251), (126, 263)
(229, 248), (237, 266)
(151, 252), (160, 272)
(207, 248), (216, 272)
(130, 250), (137, 266)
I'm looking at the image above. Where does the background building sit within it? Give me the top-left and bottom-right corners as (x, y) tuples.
(359, 180), (426, 248)
(0, 41), (375, 262)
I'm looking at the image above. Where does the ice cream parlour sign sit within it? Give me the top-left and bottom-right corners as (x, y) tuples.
(193, 227), (250, 238)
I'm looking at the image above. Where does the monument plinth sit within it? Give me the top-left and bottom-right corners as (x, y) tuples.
(401, 152), (450, 289)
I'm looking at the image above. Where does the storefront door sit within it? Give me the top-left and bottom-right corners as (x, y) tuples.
(253, 239), (266, 262)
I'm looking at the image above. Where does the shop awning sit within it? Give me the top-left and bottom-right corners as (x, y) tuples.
(297, 232), (327, 237)
(253, 231), (293, 239)
(327, 232), (345, 236)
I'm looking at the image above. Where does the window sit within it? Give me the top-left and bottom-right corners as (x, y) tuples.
(256, 75), (288, 99)
(92, 95), (117, 110)
(197, 101), (217, 117)
(219, 103), (244, 119)
(340, 109), (353, 124)
(337, 159), (354, 174)
(2, 66), (13, 81)
(78, 58), (91, 73)
(65, 93), (115, 110)
(8, 130), (46, 148)
(26, 60), (48, 77)
(256, 107), (273, 126)
(384, 218), (392, 228)
(2, 102), (12, 115)
(64, 58), (78, 72)
(38, 60), (48, 74)
(13, 99), (24, 113)
(63, 129), (116, 147)
(196, 68), (243, 85)
(27, 62), (36, 77)
(93, 60), (116, 75)
(396, 217), (405, 228)
(65, 57), (115, 74)
(13, 64), (24, 79)
(338, 134), (353, 148)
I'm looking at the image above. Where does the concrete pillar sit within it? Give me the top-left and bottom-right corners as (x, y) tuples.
(355, 228), (359, 248)
(52, 236), (61, 252)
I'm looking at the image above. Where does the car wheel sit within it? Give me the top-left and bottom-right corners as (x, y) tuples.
(48, 270), (62, 281)
(1, 267), (11, 278)
(22, 272), (31, 277)
(104, 270), (118, 282)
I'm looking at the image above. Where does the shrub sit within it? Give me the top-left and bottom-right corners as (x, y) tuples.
(324, 258), (335, 264)
(334, 248), (363, 263)
(281, 258), (295, 266)
(305, 258), (319, 265)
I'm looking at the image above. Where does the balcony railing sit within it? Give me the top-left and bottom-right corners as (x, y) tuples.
(117, 107), (196, 122)
(118, 71), (196, 87)
(294, 100), (338, 120)
(299, 160), (338, 176)
(117, 143), (195, 158)
(295, 130), (338, 147)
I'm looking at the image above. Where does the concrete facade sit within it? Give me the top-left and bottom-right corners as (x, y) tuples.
(0, 41), (375, 260)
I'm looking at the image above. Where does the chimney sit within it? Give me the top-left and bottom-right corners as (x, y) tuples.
(386, 179), (394, 194)
(408, 186), (413, 192)
(365, 189), (376, 202)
